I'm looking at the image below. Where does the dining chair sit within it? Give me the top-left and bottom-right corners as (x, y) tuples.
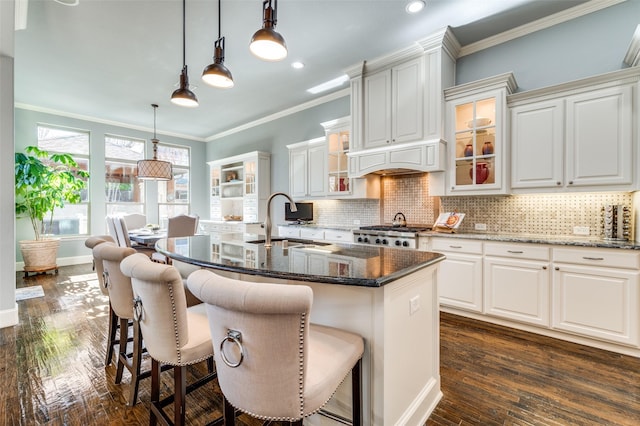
(120, 253), (223, 426)
(106, 216), (121, 246)
(122, 213), (147, 231)
(84, 234), (118, 366)
(93, 241), (149, 406)
(151, 214), (199, 265)
(186, 269), (364, 425)
(114, 216), (156, 256)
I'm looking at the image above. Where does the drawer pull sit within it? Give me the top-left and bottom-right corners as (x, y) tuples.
(449, 245), (462, 249)
(542, 266), (547, 270)
(582, 256), (604, 261)
(507, 250), (524, 254)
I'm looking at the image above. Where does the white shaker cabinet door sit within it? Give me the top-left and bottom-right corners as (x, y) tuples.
(552, 263), (639, 347)
(565, 84), (633, 187)
(484, 257), (551, 327)
(437, 252), (483, 313)
(511, 99), (564, 189)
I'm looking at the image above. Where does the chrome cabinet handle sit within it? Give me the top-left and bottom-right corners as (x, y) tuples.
(449, 245), (462, 249)
(507, 250), (524, 254)
(582, 256), (604, 261)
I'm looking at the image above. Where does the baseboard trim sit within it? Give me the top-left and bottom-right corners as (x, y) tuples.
(16, 254), (92, 271)
(0, 303), (19, 329)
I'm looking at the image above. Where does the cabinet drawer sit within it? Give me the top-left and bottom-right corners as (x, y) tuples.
(431, 238), (483, 254)
(300, 228), (325, 240)
(278, 227), (301, 238)
(553, 247), (640, 270)
(484, 242), (550, 261)
(324, 230), (351, 243)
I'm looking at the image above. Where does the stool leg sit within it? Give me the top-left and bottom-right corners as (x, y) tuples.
(351, 359), (362, 426)
(150, 359), (160, 426)
(105, 304), (118, 366)
(115, 317), (128, 384)
(174, 365), (187, 426)
(223, 396), (235, 425)
(127, 320), (143, 406)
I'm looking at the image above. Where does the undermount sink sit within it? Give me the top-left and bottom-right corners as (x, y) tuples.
(245, 238), (331, 248)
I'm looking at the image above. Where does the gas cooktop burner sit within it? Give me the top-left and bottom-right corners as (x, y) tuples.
(353, 225), (432, 249)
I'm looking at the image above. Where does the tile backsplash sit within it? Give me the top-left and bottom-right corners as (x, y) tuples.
(440, 192), (633, 237)
(305, 174), (634, 239)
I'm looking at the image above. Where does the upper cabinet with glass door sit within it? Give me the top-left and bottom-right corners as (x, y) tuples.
(444, 73), (516, 196)
(324, 117), (351, 196)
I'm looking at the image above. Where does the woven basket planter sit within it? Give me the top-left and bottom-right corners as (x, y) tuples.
(19, 239), (60, 273)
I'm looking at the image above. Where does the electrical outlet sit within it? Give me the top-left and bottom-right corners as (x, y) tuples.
(573, 226), (590, 236)
(410, 295), (420, 315)
(475, 223), (487, 231)
(353, 219), (361, 225)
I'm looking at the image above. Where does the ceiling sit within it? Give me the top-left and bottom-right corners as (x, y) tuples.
(14, 0), (590, 141)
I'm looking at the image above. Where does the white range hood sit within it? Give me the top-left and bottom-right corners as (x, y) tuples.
(347, 139), (447, 177)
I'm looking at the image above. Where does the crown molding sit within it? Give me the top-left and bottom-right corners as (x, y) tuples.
(15, 103), (206, 142)
(444, 72), (518, 100)
(206, 88), (350, 142)
(624, 24), (640, 66)
(459, 0), (627, 57)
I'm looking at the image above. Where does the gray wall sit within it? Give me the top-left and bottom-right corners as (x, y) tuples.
(14, 107), (207, 261)
(205, 95), (350, 225)
(455, 1), (640, 90)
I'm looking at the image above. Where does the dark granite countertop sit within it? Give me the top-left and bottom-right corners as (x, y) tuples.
(156, 233), (444, 287)
(421, 231), (640, 250)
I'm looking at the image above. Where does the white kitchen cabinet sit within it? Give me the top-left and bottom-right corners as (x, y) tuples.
(552, 247), (640, 347)
(300, 227), (325, 241)
(363, 57), (423, 148)
(277, 225), (301, 239)
(509, 68), (638, 192)
(510, 99), (564, 189)
(443, 73), (516, 196)
(208, 151), (270, 223)
(431, 238), (483, 313)
(324, 229), (352, 243)
(288, 137), (327, 199)
(483, 242), (551, 327)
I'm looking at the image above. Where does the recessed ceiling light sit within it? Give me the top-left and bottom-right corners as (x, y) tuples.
(292, 61), (305, 69)
(405, 0), (425, 14)
(306, 74), (349, 94)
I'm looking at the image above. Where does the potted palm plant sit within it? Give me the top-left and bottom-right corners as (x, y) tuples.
(15, 146), (89, 275)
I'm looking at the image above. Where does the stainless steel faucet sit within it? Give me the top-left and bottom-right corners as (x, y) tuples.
(263, 192), (297, 248)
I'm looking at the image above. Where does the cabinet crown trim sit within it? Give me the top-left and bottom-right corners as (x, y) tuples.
(286, 136), (325, 150)
(445, 72), (517, 100)
(508, 67), (640, 105)
(320, 116), (350, 130)
(207, 150), (270, 166)
(624, 24), (640, 67)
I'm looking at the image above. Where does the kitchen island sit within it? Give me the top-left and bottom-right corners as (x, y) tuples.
(156, 233), (445, 426)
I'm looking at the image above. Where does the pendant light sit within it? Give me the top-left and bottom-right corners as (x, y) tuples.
(249, 0), (287, 62)
(137, 104), (173, 181)
(202, 0), (234, 88)
(171, 0), (198, 107)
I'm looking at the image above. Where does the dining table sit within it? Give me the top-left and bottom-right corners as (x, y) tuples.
(128, 229), (167, 247)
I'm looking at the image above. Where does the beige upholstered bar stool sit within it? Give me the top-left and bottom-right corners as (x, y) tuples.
(120, 253), (221, 426)
(85, 235), (118, 366)
(187, 269), (364, 426)
(93, 242), (149, 406)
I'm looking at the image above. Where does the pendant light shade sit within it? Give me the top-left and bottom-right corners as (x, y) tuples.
(171, 0), (198, 107)
(202, 0), (234, 88)
(137, 104), (173, 181)
(250, 0), (287, 62)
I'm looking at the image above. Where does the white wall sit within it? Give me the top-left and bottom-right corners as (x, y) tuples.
(1, 0), (18, 328)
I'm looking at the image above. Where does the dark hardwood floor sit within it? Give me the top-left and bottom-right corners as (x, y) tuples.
(4, 263), (640, 425)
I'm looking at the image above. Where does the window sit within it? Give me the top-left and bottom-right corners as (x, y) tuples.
(105, 135), (146, 216)
(37, 125), (90, 236)
(157, 143), (191, 225)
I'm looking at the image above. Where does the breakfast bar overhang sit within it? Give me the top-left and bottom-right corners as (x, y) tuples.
(156, 234), (445, 425)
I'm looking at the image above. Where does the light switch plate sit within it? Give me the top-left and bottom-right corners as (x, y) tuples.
(475, 223), (487, 231)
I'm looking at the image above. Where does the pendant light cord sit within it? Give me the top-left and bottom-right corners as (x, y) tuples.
(182, 0), (186, 68)
(218, 0), (221, 40)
